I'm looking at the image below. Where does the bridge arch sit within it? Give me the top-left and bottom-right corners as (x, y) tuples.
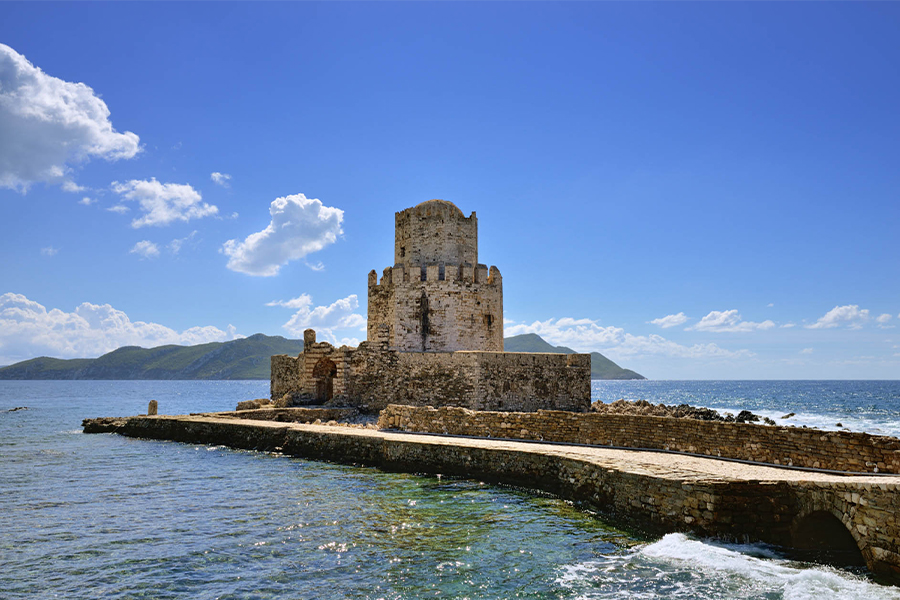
(791, 507), (868, 568)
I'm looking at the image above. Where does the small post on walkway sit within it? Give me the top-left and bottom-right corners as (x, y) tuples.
(148, 400), (158, 416)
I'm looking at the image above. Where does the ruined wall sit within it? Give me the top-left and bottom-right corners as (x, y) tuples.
(367, 264), (503, 352)
(347, 345), (589, 412)
(394, 199), (477, 266)
(270, 330), (354, 403)
(378, 405), (900, 474)
(270, 354), (301, 400)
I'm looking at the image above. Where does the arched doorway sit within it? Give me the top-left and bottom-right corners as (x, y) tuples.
(312, 358), (337, 403)
(791, 510), (866, 567)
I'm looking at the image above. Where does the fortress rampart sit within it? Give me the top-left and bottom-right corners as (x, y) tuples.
(378, 404), (900, 474)
(367, 263), (503, 353)
(271, 331), (590, 412)
(368, 200), (502, 352)
(272, 198), (589, 411)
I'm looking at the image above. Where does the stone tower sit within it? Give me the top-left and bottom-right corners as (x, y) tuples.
(368, 199), (503, 352)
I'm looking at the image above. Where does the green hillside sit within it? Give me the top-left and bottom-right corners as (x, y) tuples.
(0, 332), (644, 380)
(0, 334), (303, 380)
(504, 333), (645, 380)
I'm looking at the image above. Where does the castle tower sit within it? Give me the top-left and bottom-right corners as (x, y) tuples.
(368, 199), (503, 352)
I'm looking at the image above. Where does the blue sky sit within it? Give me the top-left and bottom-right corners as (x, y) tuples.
(1, 2), (898, 379)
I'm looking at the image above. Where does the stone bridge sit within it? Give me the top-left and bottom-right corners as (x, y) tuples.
(84, 410), (900, 584)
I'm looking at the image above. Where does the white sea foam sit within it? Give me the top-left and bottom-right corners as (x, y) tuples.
(557, 533), (900, 600)
(711, 405), (900, 438)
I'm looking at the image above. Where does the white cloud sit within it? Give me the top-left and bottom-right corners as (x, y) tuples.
(800, 348), (814, 355)
(806, 305), (870, 330)
(503, 318), (754, 359)
(877, 313), (893, 326)
(0, 44), (141, 192)
(168, 230), (198, 254)
(129, 240), (159, 259)
(210, 172), (232, 187)
(107, 204), (129, 214)
(222, 193), (343, 276)
(268, 293), (366, 344)
(503, 316), (750, 359)
(649, 312), (688, 329)
(505, 317), (624, 350)
(781, 323), (796, 328)
(767, 303), (774, 308)
(0, 292), (241, 365)
(612, 333), (752, 359)
(78, 196), (96, 206)
(61, 180), (86, 193)
(40, 246), (58, 256)
(686, 310), (775, 333)
(111, 178), (218, 228)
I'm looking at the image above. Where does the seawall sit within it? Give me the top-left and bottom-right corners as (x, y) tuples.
(378, 404), (900, 474)
(83, 412), (900, 583)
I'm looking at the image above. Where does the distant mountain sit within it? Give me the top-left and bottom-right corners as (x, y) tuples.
(504, 333), (645, 380)
(0, 334), (303, 380)
(0, 332), (644, 381)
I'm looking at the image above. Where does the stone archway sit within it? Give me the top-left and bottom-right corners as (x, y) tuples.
(791, 509), (867, 568)
(312, 358), (338, 403)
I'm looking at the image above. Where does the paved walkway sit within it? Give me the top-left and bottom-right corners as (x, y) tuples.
(202, 415), (900, 485)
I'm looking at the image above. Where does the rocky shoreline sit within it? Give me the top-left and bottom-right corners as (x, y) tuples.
(591, 399), (776, 425)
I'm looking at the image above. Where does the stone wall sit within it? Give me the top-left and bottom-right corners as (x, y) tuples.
(378, 405), (900, 474)
(270, 330), (353, 404)
(367, 263), (503, 352)
(218, 407), (359, 423)
(393, 199), (477, 267)
(272, 344), (591, 413)
(348, 345), (590, 412)
(270, 354), (300, 400)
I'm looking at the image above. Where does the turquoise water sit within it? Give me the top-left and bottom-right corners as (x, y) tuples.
(2, 380), (900, 599)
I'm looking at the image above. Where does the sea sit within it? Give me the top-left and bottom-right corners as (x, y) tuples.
(2, 379), (900, 600)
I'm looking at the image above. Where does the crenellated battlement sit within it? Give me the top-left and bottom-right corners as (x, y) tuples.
(368, 199), (503, 353)
(368, 263), (503, 288)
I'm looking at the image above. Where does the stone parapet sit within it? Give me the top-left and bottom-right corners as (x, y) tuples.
(377, 404), (900, 474)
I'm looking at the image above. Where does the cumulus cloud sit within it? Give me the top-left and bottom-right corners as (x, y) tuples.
(111, 178), (218, 228)
(223, 193), (343, 276)
(686, 310), (775, 333)
(40, 246), (58, 256)
(61, 180), (86, 193)
(268, 293), (365, 345)
(504, 317), (624, 351)
(107, 204), (129, 214)
(806, 305), (870, 330)
(210, 172), (231, 187)
(649, 312), (688, 329)
(129, 240), (160, 259)
(611, 333), (752, 359)
(800, 348), (814, 355)
(78, 196), (96, 206)
(0, 44), (141, 192)
(877, 313), (893, 327)
(0, 292), (241, 365)
(503, 317), (750, 359)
